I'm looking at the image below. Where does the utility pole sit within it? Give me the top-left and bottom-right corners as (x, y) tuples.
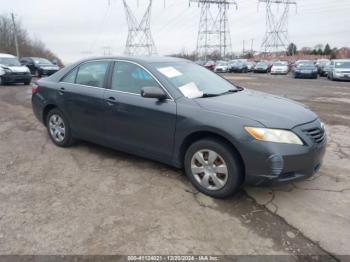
(11, 13), (20, 58)
(123, 0), (157, 56)
(258, 0), (297, 54)
(250, 38), (254, 54)
(190, 0), (238, 60)
(242, 40), (245, 56)
(102, 46), (112, 56)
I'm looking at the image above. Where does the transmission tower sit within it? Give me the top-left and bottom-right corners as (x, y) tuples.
(258, 0), (297, 54)
(190, 0), (237, 60)
(123, 0), (157, 56)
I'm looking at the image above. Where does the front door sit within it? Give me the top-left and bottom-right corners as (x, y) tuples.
(103, 61), (177, 161)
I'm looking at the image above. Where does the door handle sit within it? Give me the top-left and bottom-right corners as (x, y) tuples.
(58, 87), (65, 95)
(106, 96), (117, 106)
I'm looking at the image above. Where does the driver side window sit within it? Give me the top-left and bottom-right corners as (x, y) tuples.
(111, 61), (160, 94)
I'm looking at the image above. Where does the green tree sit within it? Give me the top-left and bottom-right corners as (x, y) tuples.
(324, 44), (331, 55)
(286, 43), (297, 56)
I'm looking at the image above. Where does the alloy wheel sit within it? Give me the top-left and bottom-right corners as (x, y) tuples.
(49, 114), (66, 143)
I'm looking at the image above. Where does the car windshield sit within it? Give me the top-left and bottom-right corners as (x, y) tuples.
(297, 62), (314, 67)
(0, 57), (21, 66)
(335, 61), (350, 68)
(273, 62), (286, 66)
(153, 62), (238, 99)
(34, 58), (52, 65)
(257, 62), (267, 66)
(217, 62), (227, 66)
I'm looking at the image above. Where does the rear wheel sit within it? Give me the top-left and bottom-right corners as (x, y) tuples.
(46, 108), (75, 147)
(184, 138), (243, 198)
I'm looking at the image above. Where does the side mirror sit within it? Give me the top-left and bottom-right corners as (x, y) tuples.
(141, 86), (167, 100)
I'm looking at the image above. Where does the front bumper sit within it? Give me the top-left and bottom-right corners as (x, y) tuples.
(294, 71), (318, 78)
(214, 68), (227, 73)
(1, 72), (32, 83)
(39, 69), (59, 76)
(333, 73), (350, 81)
(271, 70), (288, 75)
(242, 119), (327, 185)
(254, 68), (268, 73)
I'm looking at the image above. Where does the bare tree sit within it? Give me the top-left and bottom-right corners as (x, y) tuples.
(0, 14), (63, 66)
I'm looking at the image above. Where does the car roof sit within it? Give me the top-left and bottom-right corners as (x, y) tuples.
(332, 59), (350, 62)
(76, 56), (189, 64)
(0, 53), (16, 58)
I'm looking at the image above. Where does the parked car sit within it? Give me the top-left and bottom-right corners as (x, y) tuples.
(195, 60), (206, 66)
(20, 57), (60, 77)
(254, 61), (269, 73)
(270, 61), (289, 75)
(214, 61), (229, 73)
(229, 61), (248, 73)
(316, 59), (331, 77)
(246, 61), (256, 72)
(204, 61), (216, 71)
(32, 56), (326, 198)
(0, 53), (32, 85)
(327, 59), (350, 81)
(293, 60), (318, 79)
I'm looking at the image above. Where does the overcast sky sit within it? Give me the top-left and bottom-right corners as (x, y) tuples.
(2, 0), (350, 63)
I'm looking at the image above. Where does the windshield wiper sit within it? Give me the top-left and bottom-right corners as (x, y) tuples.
(219, 86), (244, 95)
(202, 93), (220, 98)
(201, 87), (243, 98)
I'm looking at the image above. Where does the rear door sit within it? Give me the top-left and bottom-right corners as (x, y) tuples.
(59, 60), (111, 143)
(102, 60), (177, 161)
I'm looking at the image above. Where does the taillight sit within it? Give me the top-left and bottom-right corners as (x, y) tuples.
(31, 83), (39, 94)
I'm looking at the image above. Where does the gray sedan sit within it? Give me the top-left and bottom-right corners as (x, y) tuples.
(32, 56), (326, 198)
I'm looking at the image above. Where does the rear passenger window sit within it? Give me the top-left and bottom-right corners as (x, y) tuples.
(75, 61), (109, 88)
(61, 68), (78, 84)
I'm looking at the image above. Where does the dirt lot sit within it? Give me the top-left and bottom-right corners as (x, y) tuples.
(0, 73), (349, 259)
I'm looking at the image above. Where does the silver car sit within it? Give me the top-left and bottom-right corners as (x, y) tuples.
(327, 59), (350, 81)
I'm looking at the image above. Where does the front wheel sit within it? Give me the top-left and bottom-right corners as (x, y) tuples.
(184, 138), (243, 198)
(46, 108), (75, 147)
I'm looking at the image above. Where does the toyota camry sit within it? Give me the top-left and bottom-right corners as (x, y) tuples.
(32, 56), (327, 198)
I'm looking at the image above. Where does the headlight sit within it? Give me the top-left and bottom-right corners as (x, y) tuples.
(245, 127), (303, 145)
(0, 68), (4, 76)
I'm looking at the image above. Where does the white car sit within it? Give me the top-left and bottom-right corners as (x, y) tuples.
(0, 53), (32, 85)
(271, 61), (289, 75)
(214, 62), (229, 73)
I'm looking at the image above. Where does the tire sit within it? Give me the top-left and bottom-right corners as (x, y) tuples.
(46, 108), (75, 147)
(24, 80), (31, 85)
(0, 77), (3, 86)
(184, 138), (243, 198)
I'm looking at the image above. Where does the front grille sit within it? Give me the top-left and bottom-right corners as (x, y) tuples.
(303, 127), (326, 144)
(12, 72), (27, 75)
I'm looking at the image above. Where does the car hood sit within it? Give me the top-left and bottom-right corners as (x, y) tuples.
(195, 89), (317, 129)
(39, 64), (59, 69)
(256, 64), (268, 68)
(0, 64), (29, 73)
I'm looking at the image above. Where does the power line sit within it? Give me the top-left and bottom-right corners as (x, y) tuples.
(189, 0), (238, 60)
